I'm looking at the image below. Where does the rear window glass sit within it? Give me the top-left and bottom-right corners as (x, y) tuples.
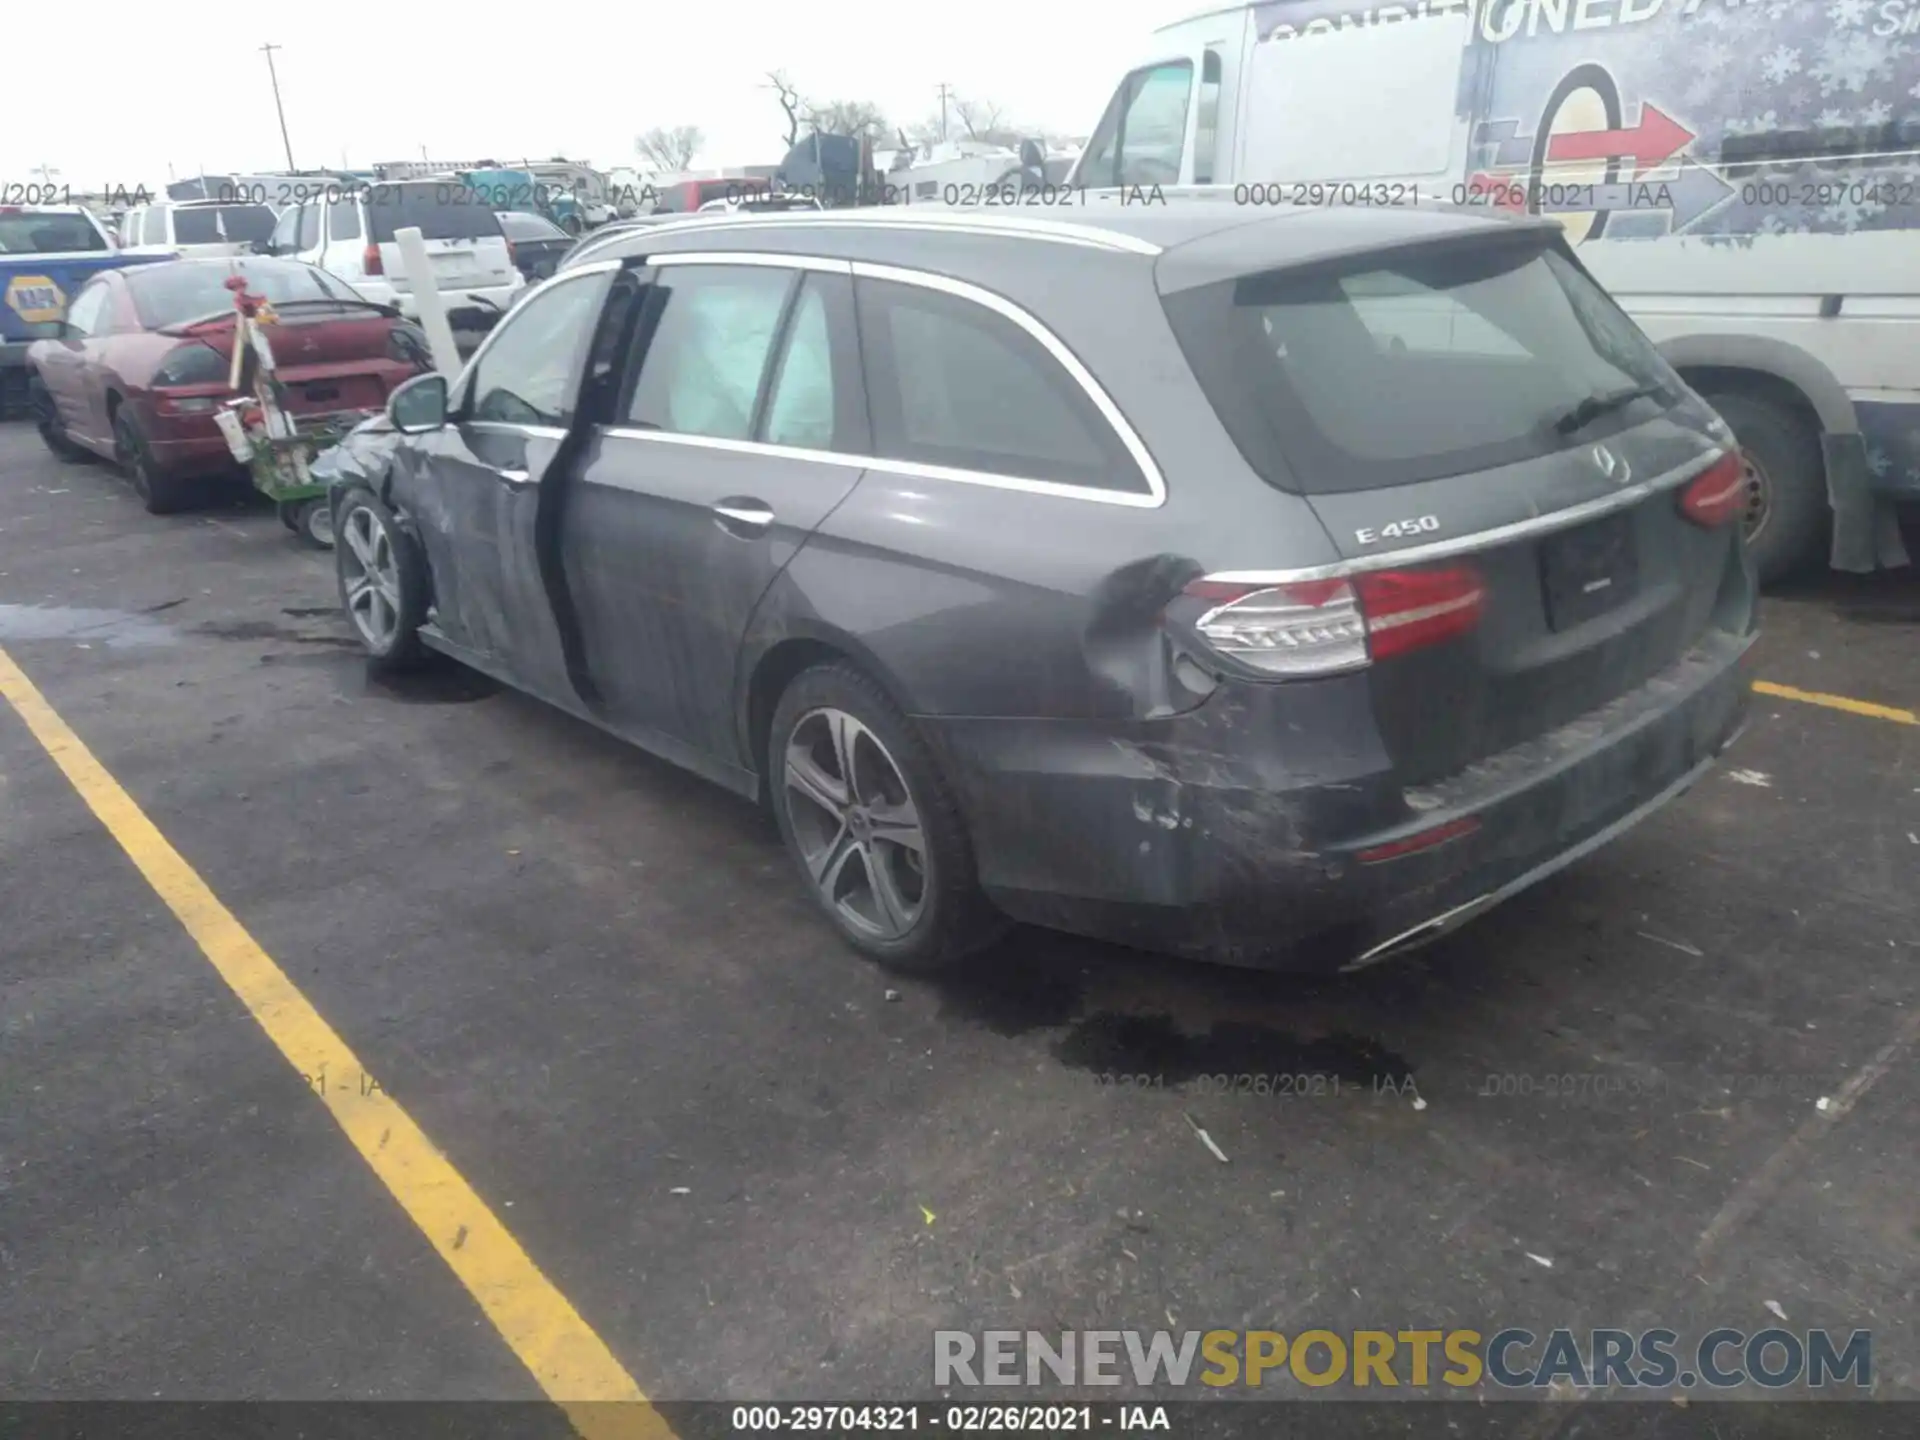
(496, 210), (567, 241)
(855, 276), (1146, 493)
(1161, 236), (1678, 493)
(128, 261), (358, 328)
(172, 205), (276, 244)
(366, 186), (504, 242)
(0, 212), (108, 253)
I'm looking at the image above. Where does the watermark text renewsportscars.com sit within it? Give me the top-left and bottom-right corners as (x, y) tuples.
(935, 1328), (1871, 1391)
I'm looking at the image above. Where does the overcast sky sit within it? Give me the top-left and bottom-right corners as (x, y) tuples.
(3, 0), (1186, 188)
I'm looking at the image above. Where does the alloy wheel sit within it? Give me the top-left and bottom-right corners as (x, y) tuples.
(1739, 447), (1772, 544)
(340, 505), (402, 650)
(783, 707), (928, 941)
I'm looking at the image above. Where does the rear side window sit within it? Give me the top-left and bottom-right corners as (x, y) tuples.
(1161, 236), (1679, 493)
(173, 205), (275, 244)
(366, 185), (505, 242)
(328, 200), (362, 241)
(143, 207), (168, 245)
(297, 204), (321, 250)
(855, 277), (1145, 493)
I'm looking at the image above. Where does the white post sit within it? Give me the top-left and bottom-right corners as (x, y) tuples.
(393, 224), (463, 377)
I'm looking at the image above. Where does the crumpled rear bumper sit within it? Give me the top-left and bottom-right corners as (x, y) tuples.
(922, 627), (1755, 970)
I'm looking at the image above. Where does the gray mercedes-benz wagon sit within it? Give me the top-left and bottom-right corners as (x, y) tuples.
(334, 204), (1756, 972)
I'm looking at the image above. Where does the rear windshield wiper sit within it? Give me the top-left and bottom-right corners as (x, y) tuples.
(1550, 382), (1668, 436)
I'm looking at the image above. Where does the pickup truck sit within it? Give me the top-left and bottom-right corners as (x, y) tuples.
(0, 205), (171, 415)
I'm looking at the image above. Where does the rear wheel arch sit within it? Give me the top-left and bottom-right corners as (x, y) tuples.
(740, 631), (920, 797)
(1659, 334), (1855, 437)
(1677, 363), (1824, 440)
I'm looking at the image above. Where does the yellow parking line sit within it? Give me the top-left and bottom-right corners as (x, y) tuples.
(1753, 680), (1917, 726)
(0, 646), (670, 1440)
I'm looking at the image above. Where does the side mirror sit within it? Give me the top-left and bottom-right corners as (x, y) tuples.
(1019, 138), (1046, 171)
(389, 372), (449, 434)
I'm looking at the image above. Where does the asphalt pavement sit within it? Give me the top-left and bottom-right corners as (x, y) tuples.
(1, 422), (1916, 1426)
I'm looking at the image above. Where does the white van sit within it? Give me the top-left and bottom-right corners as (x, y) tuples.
(261, 181), (523, 329)
(118, 200), (279, 260)
(1071, 0), (1919, 579)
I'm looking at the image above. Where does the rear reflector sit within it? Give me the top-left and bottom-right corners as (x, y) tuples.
(1356, 815), (1482, 865)
(1678, 451), (1745, 528)
(1184, 563), (1484, 676)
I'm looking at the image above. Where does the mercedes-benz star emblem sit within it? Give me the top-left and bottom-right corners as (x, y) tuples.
(1592, 444), (1631, 485)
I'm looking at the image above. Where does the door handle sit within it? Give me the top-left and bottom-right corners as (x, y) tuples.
(712, 498), (774, 536)
(498, 467), (532, 485)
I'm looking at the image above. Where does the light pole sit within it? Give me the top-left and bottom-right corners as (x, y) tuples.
(260, 43), (296, 171)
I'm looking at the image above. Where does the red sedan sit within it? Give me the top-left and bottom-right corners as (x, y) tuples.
(26, 257), (432, 514)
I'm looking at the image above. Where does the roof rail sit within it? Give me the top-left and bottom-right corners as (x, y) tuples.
(570, 208), (1163, 264)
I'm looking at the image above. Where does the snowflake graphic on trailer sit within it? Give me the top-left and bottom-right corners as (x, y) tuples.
(1760, 45), (1802, 82)
(1827, 0), (1872, 23)
(1812, 33), (1892, 94)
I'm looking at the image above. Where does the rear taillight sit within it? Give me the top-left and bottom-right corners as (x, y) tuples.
(363, 242), (384, 276)
(1183, 564), (1484, 677)
(1678, 451), (1745, 529)
(505, 240), (517, 267)
(1352, 566), (1487, 661)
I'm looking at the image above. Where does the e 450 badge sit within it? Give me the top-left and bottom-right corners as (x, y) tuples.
(5, 275), (67, 326)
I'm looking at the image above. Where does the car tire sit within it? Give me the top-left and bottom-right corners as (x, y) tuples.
(112, 408), (190, 515)
(29, 375), (89, 462)
(333, 485), (428, 672)
(1704, 391), (1827, 585)
(277, 500), (302, 532)
(294, 497), (336, 551)
(768, 662), (1007, 972)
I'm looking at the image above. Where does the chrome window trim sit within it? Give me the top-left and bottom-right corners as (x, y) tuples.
(596, 428), (1164, 507)
(851, 259), (1166, 507)
(1204, 448), (1730, 586)
(448, 259), (621, 413)
(566, 211), (1162, 265)
(600, 427), (865, 468)
(649, 251), (853, 275)
(467, 422), (569, 440)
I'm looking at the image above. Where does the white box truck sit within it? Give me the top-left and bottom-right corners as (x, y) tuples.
(1069, 0), (1919, 579)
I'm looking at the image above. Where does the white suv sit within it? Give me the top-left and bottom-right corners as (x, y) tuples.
(263, 181), (523, 328)
(118, 200), (279, 259)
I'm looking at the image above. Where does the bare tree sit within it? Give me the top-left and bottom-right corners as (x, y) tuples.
(635, 125), (703, 171)
(953, 99), (1008, 140)
(806, 99), (890, 142)
(904, 95), (1024, 150)
(766, 70), (806, 150)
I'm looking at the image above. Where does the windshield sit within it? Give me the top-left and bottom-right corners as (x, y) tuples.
(127, 260), (364, 328)
(0, 211), (108, 254)
(171, 205), (276, 245)
(1161, 235), (1678, 493)
(367, 185), (505, 242)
